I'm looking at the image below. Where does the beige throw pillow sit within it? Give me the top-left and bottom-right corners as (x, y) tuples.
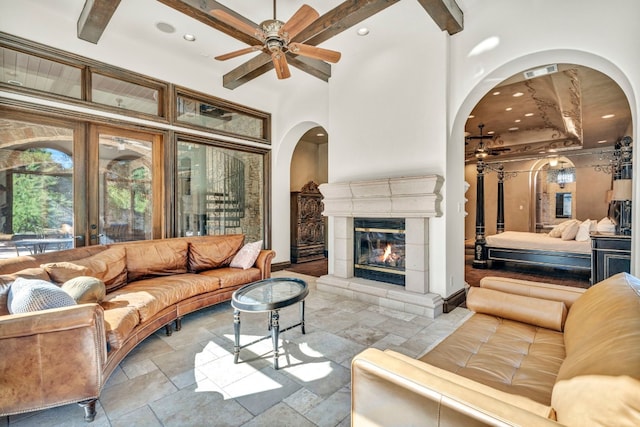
(230, 240), (263, 270)
(561, 221), (581, 240)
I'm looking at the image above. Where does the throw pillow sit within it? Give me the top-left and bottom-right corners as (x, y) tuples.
(575, 219), (592, 242)
(8, 277), (76, 314)
(61, 276), (106, 304)
(549, 220), (573, 238)
(596, 216), (615, 233)
(230, 240), (263, 270)
(561, 220), (581, 240)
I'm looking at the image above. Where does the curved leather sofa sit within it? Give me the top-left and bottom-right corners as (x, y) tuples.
(0, 234), (275, 422)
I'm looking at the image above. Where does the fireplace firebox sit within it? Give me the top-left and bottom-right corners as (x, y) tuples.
(354, 218), (406, 286)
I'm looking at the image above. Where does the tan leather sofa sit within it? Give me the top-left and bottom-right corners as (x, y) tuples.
(352, 272), (640, 426)
(0, 235), (274, 422)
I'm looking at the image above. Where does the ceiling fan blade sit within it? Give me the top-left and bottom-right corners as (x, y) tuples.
(288, 42), (341, 63)
(272, 51), (291, 79)
(280, 5), (319, 40)
(210, 9), (264, 41)
(215, 46), (263, 61)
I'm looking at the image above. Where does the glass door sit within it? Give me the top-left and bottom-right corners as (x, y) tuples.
(0, 114), (81, 258)
(89, 125), (162, 245)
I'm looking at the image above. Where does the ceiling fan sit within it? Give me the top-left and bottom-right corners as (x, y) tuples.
(212, 1), (342, 79)
(466, 123), (511, 158)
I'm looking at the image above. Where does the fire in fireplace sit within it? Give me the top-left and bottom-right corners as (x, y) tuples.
(354, 218), (406, 285)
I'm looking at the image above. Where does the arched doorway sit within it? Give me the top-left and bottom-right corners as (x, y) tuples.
(461, 62), (633, 286)
(289, 126), (328, 268)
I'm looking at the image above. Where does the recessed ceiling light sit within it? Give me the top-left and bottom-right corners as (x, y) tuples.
(7, 80), (23, 86)
(468, 115), (475, 119)
(492, 91), (500, 96)
(513, 92), (524, 97)
(514, 119), (521, 123)
(509, 127), (519, 131)
(183, 34), (196, 41)
(525, 113), (534, 117)
(505, 107), (512, 111)
(356, 27), (369, 36)
(156, 22), (176, 33)
(316, 133), (325, 137)
(539, 151), (546, 154)
(597, 140), (607, 144)
(487, 131), (495, 135)
(548, 149), (557, 153)
(601, 114), (615, 119)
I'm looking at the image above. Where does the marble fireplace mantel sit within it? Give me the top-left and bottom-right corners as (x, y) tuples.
(317, 175), (445, 318)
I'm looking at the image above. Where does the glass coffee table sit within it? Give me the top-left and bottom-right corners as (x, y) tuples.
(231, 277), (309, 369)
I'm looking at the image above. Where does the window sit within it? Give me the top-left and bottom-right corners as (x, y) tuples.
(176, 139), (268, 244)
(175, 89), (270, 143)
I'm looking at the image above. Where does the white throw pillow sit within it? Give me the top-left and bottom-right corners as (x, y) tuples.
(230, 240), (263, 270)
(575, 219), (592, 242)
(561, 221), (581, 240)
(596, 217), (616, 233)
(549, 219), (575, 238)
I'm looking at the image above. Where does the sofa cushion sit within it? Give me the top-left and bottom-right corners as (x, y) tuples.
(7, 278), (76, 314)
(479, 276), (585, 309)
(42, 246), (128, 292)
(100, 305), (140, 350)
(552, 375), (640, 427)
(125, 239), (189, 282)
(420, 313), (565, 405)
(0, 268), (51, 316)
(188, 234), (244, 272)
(557, 272), (640, 382)
(61, 276), (106, 304)
(199, 267), (261, 289)
(467, 287), (567, 331)
(230, 240), (263, 270)
(103, 274), (221, 322)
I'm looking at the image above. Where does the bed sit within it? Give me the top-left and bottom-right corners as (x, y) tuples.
(485, 231), (592, 270)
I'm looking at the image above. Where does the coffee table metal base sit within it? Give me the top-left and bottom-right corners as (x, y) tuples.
(233, 301), (306, 369)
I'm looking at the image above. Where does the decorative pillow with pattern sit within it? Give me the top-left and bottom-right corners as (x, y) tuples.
(230, 240), (263, 270)
(8, 277), (76, 314)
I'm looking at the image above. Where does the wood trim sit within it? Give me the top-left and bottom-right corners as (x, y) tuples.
(271, 261), (292, 272)
(443, 288), (466, 313)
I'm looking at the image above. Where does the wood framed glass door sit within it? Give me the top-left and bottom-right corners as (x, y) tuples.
(88, 125), (163, 245)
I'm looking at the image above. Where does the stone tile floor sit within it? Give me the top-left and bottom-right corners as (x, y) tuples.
(2, 271), (471, 427)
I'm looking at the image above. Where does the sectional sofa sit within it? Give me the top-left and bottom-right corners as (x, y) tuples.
(0, 234), (274, 422)
(352, 273), (640, 426)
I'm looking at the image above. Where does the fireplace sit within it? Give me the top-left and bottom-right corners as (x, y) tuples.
(317, 175), (444, 318)
(354, 218), (405, 285)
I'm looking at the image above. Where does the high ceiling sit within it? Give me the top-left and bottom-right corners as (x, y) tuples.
(76, 0), (462, 89)
(465, 63), (632, 162)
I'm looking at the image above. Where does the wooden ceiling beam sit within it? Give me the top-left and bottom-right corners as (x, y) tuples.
(415, 0), (464, 35)
(77, 0), (122, 43)
(295, 0), (401, 46)
(155, 0), (261, 46)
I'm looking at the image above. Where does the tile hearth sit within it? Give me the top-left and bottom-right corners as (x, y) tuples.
(2, 271), (470, 427)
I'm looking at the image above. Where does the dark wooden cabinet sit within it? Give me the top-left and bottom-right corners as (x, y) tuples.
(291, 181), (325, 263)
(591, 233), (631, 284)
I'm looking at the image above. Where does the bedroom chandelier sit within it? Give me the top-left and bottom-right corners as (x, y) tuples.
(556, 163), (575, 188)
